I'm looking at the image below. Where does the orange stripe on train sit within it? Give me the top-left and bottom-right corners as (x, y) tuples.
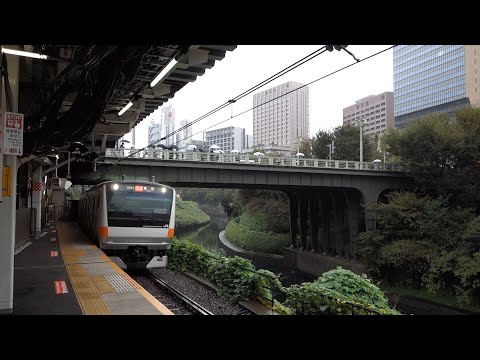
(97, 226), (108, 237)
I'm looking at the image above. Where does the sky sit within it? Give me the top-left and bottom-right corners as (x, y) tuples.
(123, 45), (394, 149)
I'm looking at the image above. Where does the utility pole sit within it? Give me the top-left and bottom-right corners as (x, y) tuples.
(358, 116), (367, 163)
(327, 140), (335, 160)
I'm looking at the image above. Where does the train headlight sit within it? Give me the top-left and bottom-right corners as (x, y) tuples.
(113, 183), (119, 190)
(161, 187), (167, 193)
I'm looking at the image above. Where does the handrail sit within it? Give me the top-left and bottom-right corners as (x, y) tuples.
(104, 149), (406, 172)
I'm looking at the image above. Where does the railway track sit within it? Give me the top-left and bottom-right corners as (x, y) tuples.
(130, 272), (214, 315)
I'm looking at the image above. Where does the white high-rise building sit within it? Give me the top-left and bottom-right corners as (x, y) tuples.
(147, 104), (176, 147)
(176, 119), (193, 148)
(203, 126), (246, 152)
(253, 81), (309, 151)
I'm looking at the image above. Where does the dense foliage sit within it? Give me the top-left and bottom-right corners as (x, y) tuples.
(382, 107), (480, 211)
(285, 267), (400, 315)
(225, 220), (290, 255)
(178, 188), (235, 208)
(359, 107), (480, 305)
(222, 192), (291, 255)
(167, 239), (283, 303)
(168, 241), (398, 315)
(175, 201), (210, 229)
(310, 124), (374, 161)
(358, 191), (480, 304)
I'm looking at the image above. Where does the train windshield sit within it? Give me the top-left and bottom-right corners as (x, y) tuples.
(106, 183), (174, 227)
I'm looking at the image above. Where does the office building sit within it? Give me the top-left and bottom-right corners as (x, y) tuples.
(394, 45), (480, 128)
(253, 81), (309, 151)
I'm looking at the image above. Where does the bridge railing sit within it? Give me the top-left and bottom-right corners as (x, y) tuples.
(104, 149), (405, 172)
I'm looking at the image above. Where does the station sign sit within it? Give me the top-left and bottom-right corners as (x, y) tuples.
(2, 112), (23, 156)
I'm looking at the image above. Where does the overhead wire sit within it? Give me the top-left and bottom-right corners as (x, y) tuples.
(172, 45), (396, 146)
(157, 47), (328, 142)
(124, 46), (329, 159)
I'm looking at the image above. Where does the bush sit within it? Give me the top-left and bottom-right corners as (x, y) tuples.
(284, 267), (400, 315)
(167, 239), (284, 303)
(357, 191), (480, 304)
(225, 220), (290, 255)
(379, 240), (437, 287)
(175, 201), (210, 229)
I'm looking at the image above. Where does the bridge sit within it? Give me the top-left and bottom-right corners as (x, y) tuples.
(71, 149), (413, 258)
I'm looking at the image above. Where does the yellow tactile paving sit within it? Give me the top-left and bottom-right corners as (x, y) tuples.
(56, 222), (173, 315)
(66, 264), (113, 315)
(91, 276), (117, 294)
(107, 260), (174, 315)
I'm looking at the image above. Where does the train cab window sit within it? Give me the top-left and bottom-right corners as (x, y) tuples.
(106, 183), (174, 227)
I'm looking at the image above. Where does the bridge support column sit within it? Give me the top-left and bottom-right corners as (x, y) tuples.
(298, 192), (309, 250)
(309, 192), (320, 252)
(346, 190), (361, 256)
(365, 203), (378, 231)
(288, 192), (298, 248)
(332, 190), (344, 256)
(319, 191), (332, 254)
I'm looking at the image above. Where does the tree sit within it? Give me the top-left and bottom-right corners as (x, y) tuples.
(382, 107), (480, 210)
(298, 138), (313, 157)
(310, 124), (374, 161)
(311, 130), (334, 159)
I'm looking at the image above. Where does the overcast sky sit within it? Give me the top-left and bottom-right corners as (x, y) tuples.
(123, 45), (393, 149)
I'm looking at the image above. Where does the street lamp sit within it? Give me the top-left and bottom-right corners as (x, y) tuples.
(327, 140), (335, 160)
(357, 116), (368, 163)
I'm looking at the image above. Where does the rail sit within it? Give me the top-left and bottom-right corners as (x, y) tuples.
(104, 149), (406, 172)
(147, 272), (214, 315)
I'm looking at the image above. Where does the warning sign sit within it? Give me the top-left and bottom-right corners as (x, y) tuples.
(54, 281), (68, 294)
(3, 112), (23, 156)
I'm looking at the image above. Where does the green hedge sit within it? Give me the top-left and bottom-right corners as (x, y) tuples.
(167, 239), (283, 304)
(175, 201), (210, 230)
(239, 211), (290, 234)
(225, 220), (290, 255)
(167, 241), (398, 315)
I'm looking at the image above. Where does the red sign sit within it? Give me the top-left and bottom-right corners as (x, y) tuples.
(2, 112), (23, 156)
(54, 281), (68, 294)
(51, 250), (58, 257)
(5, 113), (22, 129)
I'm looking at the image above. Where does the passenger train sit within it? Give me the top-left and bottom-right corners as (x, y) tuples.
(78, 180), (176, 269)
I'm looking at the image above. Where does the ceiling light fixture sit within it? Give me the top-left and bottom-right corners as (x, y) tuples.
(118, 101), (134, 116)
(150, 58), (178, 88)
(1, 47), (48, 60)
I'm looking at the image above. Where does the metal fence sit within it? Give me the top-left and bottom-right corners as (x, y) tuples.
(105, 149), (405, 172)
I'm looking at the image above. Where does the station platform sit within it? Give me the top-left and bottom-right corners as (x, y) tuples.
(13, 221), (173, 315)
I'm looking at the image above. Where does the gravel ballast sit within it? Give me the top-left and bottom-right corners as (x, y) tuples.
(150, 268), (247, 315)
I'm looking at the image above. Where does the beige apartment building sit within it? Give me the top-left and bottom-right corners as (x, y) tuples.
(342, 91), (394, 137)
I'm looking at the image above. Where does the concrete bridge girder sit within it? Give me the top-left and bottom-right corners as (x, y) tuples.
(84, 161), (413, 256)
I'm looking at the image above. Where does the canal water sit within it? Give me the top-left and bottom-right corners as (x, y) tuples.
(175, 212), (316, 288)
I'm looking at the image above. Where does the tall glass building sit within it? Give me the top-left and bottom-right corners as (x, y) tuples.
(394, 45), (480, 128)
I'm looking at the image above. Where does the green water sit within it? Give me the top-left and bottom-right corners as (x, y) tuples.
(175, 214), (228, 252)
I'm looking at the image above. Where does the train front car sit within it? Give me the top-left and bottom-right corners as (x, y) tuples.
(99, 181), (176, 270)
